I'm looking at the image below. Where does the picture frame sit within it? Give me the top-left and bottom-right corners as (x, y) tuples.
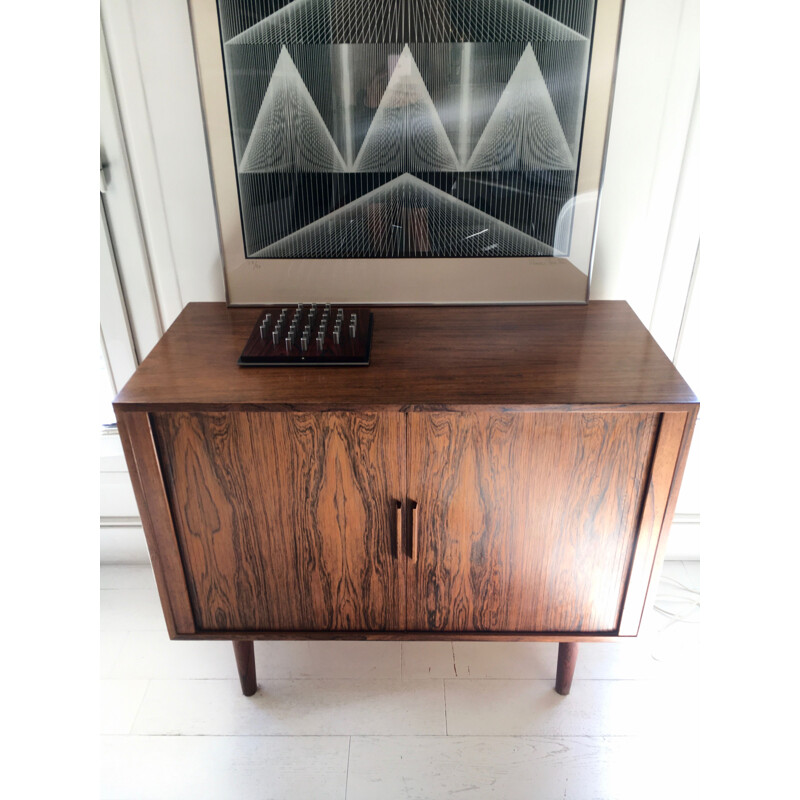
(188, 0), (625, 304)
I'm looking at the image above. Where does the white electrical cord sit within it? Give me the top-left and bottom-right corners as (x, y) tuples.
(649, 573), (700, 661)
(654, 575), (700, 621)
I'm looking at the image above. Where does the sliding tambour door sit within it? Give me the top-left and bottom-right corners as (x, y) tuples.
(152, 411), (405, 632)
(406, 411), (659, 633)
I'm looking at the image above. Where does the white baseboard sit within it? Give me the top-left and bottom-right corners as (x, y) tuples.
(100, 431), (139, 518)
(100, 515), (141, 528)
(100, 471), (139, 519)
(100, 522), (149, 564)
(664, 513), (700, 560)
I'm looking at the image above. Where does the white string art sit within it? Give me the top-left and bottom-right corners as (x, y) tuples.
(240, 46), (347, 172)
(253, 173), (552, 258)
(225, 0), (587, 46)
(352, 45), (460, 172)
(218, 0), (594, 258)
(466, 43), (575, 172)
(239, 42), (577, 174)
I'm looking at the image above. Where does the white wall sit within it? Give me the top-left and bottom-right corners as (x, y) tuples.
(100, 0), (700, 558)
(102, 0), (226, 332)
(592, 0), (699, 322)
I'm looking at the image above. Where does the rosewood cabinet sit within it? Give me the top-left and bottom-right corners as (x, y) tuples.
(114, 302), (697, 697)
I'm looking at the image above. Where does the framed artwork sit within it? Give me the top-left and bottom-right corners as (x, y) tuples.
(189, 0), (624, 303)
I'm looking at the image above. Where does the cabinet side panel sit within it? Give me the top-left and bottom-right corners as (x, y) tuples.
(407, 411), (659, 633)
(115, 410), (196, 636)
(618, 409), (696, 635)
(151, 411), (404, 632)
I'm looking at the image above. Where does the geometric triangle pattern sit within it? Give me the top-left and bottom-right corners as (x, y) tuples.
(447, 0), (588, 43)
(353, 46), (460, 172)
(467, 44), (575, 171)
(253, 173), (553, 258)
(239, 46), (347, 173)
(226, 0), (588, 45)
(218, 0), (597, 258)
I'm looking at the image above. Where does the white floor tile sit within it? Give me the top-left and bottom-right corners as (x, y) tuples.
(109, 636), (401, 681)
(100, 631), (130, 678)
(347, 735), (698, 800)
(579, 622), (699, 681)
(401, 642), (458, 679)
(444, 678), (698, 737)
(100, 680), (149, 735)
(644, 619), (700, 674)
(257, 641), (401, 680)
(100, 564), (156, 590)
(452, 642), (557, 679)
(101, 735), (348, 800)
(100, 589), (167, 632)
(131, 679), (446, 736)
(443, 627), (698, 684)
(98, 554), (700, 798)
(403, 628), (697, 685)
(109, 633), (237, 679)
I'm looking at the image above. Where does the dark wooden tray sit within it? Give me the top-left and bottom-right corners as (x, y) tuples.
(238, 304), (373, 366)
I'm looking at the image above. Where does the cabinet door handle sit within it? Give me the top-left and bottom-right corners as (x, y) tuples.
(394, 500), (403, 559)
(410, 501), (418, 562)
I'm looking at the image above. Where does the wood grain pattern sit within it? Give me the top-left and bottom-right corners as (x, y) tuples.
(113, 303), (697, 410)
(171, 630), (627, 642)
(406, 412), (658, 633)
(115, 411), (195, 636)
(151, 411), (405, 632)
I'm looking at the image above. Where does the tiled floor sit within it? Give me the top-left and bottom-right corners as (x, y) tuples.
(100, 561), (700, 799)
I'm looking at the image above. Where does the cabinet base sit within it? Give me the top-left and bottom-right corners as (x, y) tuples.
(230, 640), (580, 697)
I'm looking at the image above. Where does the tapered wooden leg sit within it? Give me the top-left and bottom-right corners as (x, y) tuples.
(555, 642), (578, 696)
(233, 640), (257, 696)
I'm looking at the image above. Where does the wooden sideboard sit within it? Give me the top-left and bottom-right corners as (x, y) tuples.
(114, 302), (697, 696)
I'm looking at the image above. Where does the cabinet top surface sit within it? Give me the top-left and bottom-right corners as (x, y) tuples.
(114, 302), (697, 409)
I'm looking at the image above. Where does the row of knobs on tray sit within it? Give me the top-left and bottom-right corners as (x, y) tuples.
(259, 304), (358, 351)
